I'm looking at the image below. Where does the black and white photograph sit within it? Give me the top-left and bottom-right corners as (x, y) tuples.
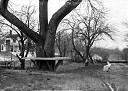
(0, 0), (128, 90)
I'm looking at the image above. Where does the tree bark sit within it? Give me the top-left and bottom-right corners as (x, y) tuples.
(85, 46), (90, 66)
(39, 0), (48, 40)
(16, 54), (25, 70)
(0, 0), (9, 10)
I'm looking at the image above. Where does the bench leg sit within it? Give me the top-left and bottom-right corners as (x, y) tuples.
(54, 60), (63, 71)
(46, 61), (53, 71)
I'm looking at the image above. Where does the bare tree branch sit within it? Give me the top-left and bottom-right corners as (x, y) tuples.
(0, 9), (43, 43)
(48, 0), (82, 30)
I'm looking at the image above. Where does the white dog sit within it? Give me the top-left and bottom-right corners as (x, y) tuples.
(103, 61), (111, 72)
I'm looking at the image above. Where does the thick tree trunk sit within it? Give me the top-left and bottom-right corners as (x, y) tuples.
(88, 53), (94, 64)
(39, 0), (48, 41)
(16, 54), (25, 70)
(35, 43), (48, 70)
(15, 37), (26, 70)
(37, 0), (55, 71)
(44, 23), (56, 71)
(85, 46), (90, 66)
(20, 59), (25, 70)
(35, 43), (55, 71)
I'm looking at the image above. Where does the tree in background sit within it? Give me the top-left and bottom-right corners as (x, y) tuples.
(122, 21), (128, 48)
(121, 48), (128, 60)
(109, 48), (121, 61)
(55, 29), (72, 66)
(63, 9), (114, 65)
(121, 21), (128, 61)
(0, 19), (9, 39)
(55, 30), (71, 57)
(91, 47), (109, 61)
(15, 3), (37, 69)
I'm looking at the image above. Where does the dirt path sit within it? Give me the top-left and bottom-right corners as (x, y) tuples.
(0, 63), (128, 90)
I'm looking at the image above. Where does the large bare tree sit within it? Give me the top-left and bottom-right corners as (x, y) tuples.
(0, 0), (82, 71)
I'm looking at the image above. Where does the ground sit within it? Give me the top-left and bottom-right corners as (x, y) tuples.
(0, 62), (128, 91)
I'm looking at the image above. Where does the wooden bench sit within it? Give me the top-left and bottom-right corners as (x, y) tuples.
(22, 57), (71, 71)
(98, 61), (128, 63)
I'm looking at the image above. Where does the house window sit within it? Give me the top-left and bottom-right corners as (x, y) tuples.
(1, 44), (4, 51)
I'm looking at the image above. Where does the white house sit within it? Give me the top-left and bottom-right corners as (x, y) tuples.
(0, 34), (20, 53)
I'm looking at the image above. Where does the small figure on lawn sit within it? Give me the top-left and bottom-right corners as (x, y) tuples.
(103, 61), (111, 72)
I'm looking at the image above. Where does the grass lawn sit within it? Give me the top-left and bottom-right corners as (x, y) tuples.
(0, 62), (128, 90)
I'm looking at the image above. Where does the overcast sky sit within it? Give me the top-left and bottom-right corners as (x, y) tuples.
(98, 0), (128, 50)
(10, 0), (128, 50)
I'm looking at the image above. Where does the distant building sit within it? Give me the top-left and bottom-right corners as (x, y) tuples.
(0, 33), (20, 53)
(92, 54), (102, 60)
(92, 54), (102, 63)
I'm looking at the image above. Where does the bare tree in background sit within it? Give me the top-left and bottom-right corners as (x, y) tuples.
(122, 21), (128, 47)
(63, 9), (114, 66)
(55, 29), (71, 66)
(55, 30), (71, 57)
(121, 48), (128, 61)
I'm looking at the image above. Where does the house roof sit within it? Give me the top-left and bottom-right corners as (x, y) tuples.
(6, 34), (19, 42)
(0, 39), (5, 44)
(11, 34), (19, 42)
